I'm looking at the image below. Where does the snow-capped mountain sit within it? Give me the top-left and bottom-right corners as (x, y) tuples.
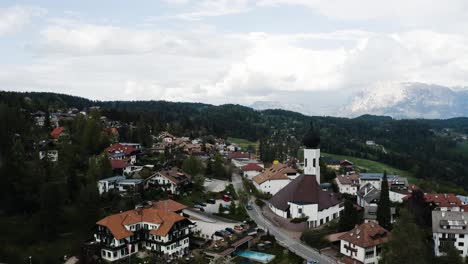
(249, 101), (316, 116)
(344, 82), (468, 119)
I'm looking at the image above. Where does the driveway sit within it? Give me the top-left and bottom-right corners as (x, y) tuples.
(231, 173), (336, 264)
(204, 179), (229, 193)
(183, 208), (240, 240)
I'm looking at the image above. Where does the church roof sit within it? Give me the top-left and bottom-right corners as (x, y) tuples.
(269, 174), (342, 211)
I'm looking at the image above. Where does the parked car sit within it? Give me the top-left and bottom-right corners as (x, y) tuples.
(221, 230), (231, 236)
(246, 203), (253, 210)
(194, 204), (204, 209)
(223, 194), (231, 202)
(207, 199), (216, 204)
(225, 227), (235, 234)
(214, 231), (225, 237)
(198, 202), (207, 207)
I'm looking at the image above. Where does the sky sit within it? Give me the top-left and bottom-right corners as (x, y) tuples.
(2, 0), (468, 114)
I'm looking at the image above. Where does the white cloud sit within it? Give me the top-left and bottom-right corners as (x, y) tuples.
(3, 4), (468, 113)
(153, 0), (251, 21)
(0, 5), (45, 36)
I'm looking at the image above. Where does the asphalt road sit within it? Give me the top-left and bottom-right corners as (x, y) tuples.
(231, 173), (335, 264)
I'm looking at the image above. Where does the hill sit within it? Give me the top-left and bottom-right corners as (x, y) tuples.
(2, 91), (468, 190)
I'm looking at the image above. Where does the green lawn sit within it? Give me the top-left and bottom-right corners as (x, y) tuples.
(322, 152), (419, 184)
(227, 137), (258, 150)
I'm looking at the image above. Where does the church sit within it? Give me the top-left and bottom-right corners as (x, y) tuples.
(268, 128), (344, 228)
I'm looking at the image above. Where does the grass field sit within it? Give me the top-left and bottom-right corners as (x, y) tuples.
(322, 152), (419, 184)
(227, 137), (258, 150)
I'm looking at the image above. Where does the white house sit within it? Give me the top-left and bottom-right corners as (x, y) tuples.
(147, 168), (192, 195)
(98, 176), (144, 195)
(95, 200), (192, 262)
(38, 140), (58, 162)
(432, 210), (468, 258)
(339, 223), (390, 264)
(241, 163), (264, 180)
(268, 147), (344, 228)
(105, 143), (139, 165)
(252, 163), (298, 195)
(158, 131), (176, 143)
(335, 174), (360, 196)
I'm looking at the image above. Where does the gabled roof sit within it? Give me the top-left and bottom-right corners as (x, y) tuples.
(158, 131), (176, 139)
(339, 223), (390, 248)
(151, 199), (188, 212)
(336, 174), (360, 185)
(269, 174), (341, 211)
(357, 183), (380, 203)
(111, 159), (128, 169)
(96, 200), (187, 239)
(155, 168), (192, 185)
(106, 143), (137, 156)
(432, 210), (468, 234)
(241, 163), (264, 172)
(425, 193), (461, 208)
(50, 127), (65, 139)
(252, 163), (296, 185)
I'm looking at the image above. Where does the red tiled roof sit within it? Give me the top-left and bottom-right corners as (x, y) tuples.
(106, 143), (137, 156)
(96, 200), (187, 239)
(111, 159), (128, 169)
(424, 193), (462, 208)
(50, 127), (64, 139)
(338, 223), (390, 248)
(227, 152), (250, 160)
(241, 163), (263, 172)
(253, 163), (296, 185)
(151, 199), (188, 212)
(336, 173), (360, 185)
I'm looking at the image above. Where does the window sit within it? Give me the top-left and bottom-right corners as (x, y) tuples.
(313, 158), (316, 167)
(305, 159), (307, 167)
(459, 242), (465, 247)
(102, 251), (106, 257)
(460, 234), (465, 238)
(298, 208), (303, 214)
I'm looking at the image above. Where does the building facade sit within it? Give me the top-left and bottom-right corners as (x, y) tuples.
(432, 210), (468, 258)
(339, 223), (390, 264)
(95, 200), (192, 262)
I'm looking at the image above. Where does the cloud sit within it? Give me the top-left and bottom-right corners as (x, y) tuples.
(0, 5), (45, 36)
(153, 0), (251, 21)
(3, 7), (468, 113)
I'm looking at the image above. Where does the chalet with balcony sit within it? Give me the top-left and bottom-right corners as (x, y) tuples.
(432, 210), (468, 258)
(94, 199), (192, 262)
(339, 223), (390, 264)
(147, 168), (192, 195)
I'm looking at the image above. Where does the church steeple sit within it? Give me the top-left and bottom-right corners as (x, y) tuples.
(303, 123), (320, 184)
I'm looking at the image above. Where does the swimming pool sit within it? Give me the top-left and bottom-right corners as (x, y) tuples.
(236, 250), (275, 263)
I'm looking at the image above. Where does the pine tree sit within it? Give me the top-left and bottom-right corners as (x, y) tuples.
(438, 242), (463, 264)
(377, 171), (391, 230)
(338, 199), (360, 231)
(380, 209), (430, 264)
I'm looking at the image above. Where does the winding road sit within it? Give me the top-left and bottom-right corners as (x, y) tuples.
(231, 173), (335, 264)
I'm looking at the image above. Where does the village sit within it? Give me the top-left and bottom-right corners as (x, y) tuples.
(27, 108), (468, 264)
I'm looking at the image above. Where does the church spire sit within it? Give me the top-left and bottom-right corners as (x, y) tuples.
(303, 123), (320, 184)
